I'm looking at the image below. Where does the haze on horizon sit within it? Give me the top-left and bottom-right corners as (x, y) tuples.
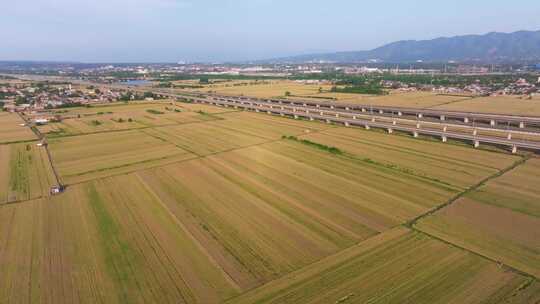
(2, 0), (540, 63)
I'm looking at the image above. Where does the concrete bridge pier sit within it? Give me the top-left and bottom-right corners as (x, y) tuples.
(379, 110), (384, 114)
(473, 129), (478, 136)
(293, 108), (297, 112)
(440, 115), (446, 121)
(352, 116), (357, 120)
(281, 106), (284, 110)
(309, 117), (314, 121)
(474, 140), (480, 148)
(464, 117), (469, 123)
(294, 115), (299, 119)
(335, 114), (340, 118)
(416, 123), (421, 129)
(519, 122), (525, 129)
(507, 133), (512, 140)
(371, 117), (376, 122)
(387, 128), (393, 134)
(320, 111), (324, 116)
(344, 122), (350, 127)
(418, 113), (423, 118)
(326, 119), (331, 124)
(303, 103), (307, 107)
(361, 108), (366, 112)
(443, 125), (448, 132)
(442, 135), (447, 143)
(280, 113), (285, 117)
(512, 145), (518, 154)
(345, 107), (350, 111)
(392, 120), (397, 125)
(398, 111), (402, 116)
(316, 104), (320, 108)
(490, 120), (496, 126)
(365, 125), (370, 130)
(413, 131), (419, 138)
(330, 105), (335, 109)
(255, 109), (260, 113)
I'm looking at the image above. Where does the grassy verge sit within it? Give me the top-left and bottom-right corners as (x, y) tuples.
(282, 136), (342, 154)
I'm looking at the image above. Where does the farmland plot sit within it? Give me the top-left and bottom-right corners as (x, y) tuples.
(227, 228), (534, 304)
(176, 102), (242, 114)
(48, 130), (195, 184)
(299, 127), (518, 190)
(134, 139), (465, 288)
(39, 104), (221, 137)
(0, 176), (240, 304)
(432, 95), (540, 116)
(142, 123), (268, 156)
(212, 111), (329, 140)
(0, 143), (55, 204)
(416, 158), (540, 277)
(0, 112), (37, 143)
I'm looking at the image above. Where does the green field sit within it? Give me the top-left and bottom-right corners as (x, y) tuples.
(1, 101), (538, 303)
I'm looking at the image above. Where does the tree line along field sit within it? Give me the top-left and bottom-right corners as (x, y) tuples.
(1, 101), (539, 303)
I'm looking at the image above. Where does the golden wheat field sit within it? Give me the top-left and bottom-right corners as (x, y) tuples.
(0, 112), (37, 143)
(1, 101), (538, 304)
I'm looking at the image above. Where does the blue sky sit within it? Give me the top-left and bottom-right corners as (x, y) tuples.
(1, 0), (539, 62)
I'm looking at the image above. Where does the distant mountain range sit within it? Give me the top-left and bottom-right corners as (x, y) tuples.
(267, 30), (540, 64)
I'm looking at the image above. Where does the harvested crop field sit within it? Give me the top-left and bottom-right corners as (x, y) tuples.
(38, 102), (227, 137)
(2, 100), (538, 303)
(0, 112), (37, 143)
(298, 127), (518, 190)
(416, 158), (540, 277)
(0, 177), (240, 304)
(48, 130), (196, 184)
(432, 95), (540, 116)
(227, 228), (535, 304)
(192, 80), (333, 99)
(0, 143), (56, 204)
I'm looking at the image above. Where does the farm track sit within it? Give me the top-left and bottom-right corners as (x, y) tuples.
(407, 154), (539, 280)
(2, 115), (337, 204)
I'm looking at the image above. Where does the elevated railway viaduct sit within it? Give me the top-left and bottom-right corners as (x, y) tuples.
(12, 76), (540, 153)
(178, 93), (540, 154)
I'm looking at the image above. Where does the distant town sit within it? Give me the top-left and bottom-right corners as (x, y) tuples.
(1, 61), (540, 113)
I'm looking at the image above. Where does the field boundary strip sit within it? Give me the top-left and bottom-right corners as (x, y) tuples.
(424, 95), (477, 109)
(63, 127), (334, 188)
(406, 154), (531, 227)
(406, 154), (539, 280)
